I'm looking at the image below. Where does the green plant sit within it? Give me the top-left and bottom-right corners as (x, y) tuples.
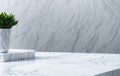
(0, 12), (18, 29)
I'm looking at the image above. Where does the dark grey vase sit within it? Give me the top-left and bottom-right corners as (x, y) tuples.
(0, 29), (11, 53)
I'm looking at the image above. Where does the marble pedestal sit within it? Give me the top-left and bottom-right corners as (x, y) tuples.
(0, 49), (35, 62)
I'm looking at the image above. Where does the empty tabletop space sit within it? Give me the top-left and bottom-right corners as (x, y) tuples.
(0, 52), (120, 76)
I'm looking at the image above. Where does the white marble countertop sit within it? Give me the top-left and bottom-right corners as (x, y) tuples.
(0, 52), (120, 76)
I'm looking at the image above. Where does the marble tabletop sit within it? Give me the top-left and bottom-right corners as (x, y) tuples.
(0, 52), (120, 76)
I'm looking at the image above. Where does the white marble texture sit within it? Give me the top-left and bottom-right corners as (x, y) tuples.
(0, 49), (35, 62)
(0, 52), (120, 76)
(0, 29), (10, 53)
(0, 0), (120, 53)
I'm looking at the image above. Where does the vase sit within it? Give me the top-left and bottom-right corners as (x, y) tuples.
(0, 29), (11, 53)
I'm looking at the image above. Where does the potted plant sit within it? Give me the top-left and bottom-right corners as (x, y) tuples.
(0, 12), (18, 53)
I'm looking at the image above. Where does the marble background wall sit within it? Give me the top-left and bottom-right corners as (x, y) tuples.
(0, 0), (120, 53)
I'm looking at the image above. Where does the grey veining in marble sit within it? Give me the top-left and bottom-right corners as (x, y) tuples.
(0, 29), (10, 53)
(0, 51), (120, 76)
(0, 49), (35, 62)
(0, 0), (120, 53)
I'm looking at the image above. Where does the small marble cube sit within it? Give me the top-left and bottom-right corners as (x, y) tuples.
(0, 49), (35, 62)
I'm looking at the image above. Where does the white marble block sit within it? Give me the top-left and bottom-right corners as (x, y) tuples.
(0, 49), (35, 62)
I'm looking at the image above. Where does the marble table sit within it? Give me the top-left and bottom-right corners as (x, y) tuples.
(0, 51), (120, 76)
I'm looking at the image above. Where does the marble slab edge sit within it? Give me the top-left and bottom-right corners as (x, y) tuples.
(95, 69), (120, 76)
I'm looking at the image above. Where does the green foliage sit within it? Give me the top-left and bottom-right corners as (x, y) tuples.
(0, 12), (18, 29)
